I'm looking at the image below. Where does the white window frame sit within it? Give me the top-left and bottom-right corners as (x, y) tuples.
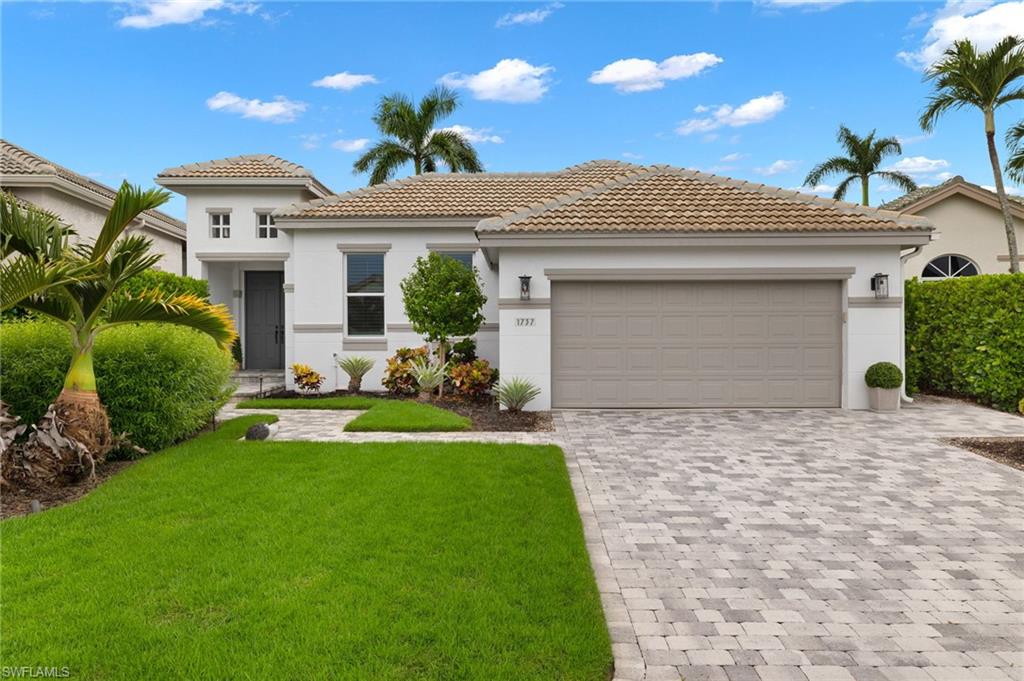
(208, 210), (231, 239)
(344, 252), (386, 337)
(255, 212), (278, 239)
(921, 253), (979, 280)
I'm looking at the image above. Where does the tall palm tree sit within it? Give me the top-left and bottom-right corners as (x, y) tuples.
(1005, 120), (1024, 184)
(803, 125), (918, 206)
(0, 186), (236, 480)
(920, 36), (1024, 274)
(353, 86), (483, 185)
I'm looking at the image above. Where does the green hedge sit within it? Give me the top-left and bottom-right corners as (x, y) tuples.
(906, 273), (1024, 412)
(121, 270), (209, 300)
(0, 321), (234, 452)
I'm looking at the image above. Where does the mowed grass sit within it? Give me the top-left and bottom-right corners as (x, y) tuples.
(344, 400), (471, 432)
(1, 418), (610, 680)
(236, 395), (381, 410)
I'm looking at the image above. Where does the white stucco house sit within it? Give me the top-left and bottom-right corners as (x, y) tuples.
(882, 175), (1024, 279)
(1, 140), (186, 273)
(157, 155), (933, 410)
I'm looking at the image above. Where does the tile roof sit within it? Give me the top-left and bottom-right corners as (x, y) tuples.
(158, 153), (318, 179)
(1, 139), (184, 234)
(279, 160), (930, 233)
(276, 160), (650, 219)
(881, 175), (1024, 212)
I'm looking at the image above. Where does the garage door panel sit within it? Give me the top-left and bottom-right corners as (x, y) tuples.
(552, 280), (841, 408)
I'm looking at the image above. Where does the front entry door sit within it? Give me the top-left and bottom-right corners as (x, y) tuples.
(245, 271), (284, 370)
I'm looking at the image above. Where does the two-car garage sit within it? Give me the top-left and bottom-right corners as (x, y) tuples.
(550, 279), (843, 408)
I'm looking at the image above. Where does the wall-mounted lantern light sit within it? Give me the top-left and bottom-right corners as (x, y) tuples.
(519, 275), (532, 301)
(871, 272), (890, 299)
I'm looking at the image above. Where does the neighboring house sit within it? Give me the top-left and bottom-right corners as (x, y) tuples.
(1, 140), (186, 274)
(159, 157), (933, 410)
(882, 175), (1024, 280)
(155, 154), (333, 370)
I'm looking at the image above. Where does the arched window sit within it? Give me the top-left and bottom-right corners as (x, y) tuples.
(921, 254), (979, 280)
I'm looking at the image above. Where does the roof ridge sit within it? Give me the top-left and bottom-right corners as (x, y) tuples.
(276, 172), (430, 216)
(157, 153), (313, 178)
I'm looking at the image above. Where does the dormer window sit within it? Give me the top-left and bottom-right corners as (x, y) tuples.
(257, 213), (278, 239)
(209, 211), (231, 239)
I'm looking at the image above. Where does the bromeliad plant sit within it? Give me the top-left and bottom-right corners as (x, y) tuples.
(409, 357), (447, 400)
(0, 187), (236, 483)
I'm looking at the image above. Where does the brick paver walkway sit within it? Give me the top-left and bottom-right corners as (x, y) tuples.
(558, 399), (1023, 681)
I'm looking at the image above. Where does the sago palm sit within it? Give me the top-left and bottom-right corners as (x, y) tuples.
(0, 185), (236, 479)
(1005, 120), (1024, 185)
(353, 86), (483, 185)
(803, 125), (917, 206)
(920, 36), (1024, 273)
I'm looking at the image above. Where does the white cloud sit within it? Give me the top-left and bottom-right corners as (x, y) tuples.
(982, 183), (1024, 195)
(588, 53), (723, 93)
(312, 72), (379, 91)
(898, 1), (1024, 69)
(331, 138), (371, 153)
(206, 91), (306, 123)
(887, 156), (951, 176)
(622, 152), (644, 160)
(896, 132), (933, 145)
(496, 2), (562, 27)
(793, 183), (839, 195)
(437, 125), (504, 144)
(676, 92), (787, 135)
(118, 0), (259, 29)
(298, 133), (324, 150)
(755, 159), (799, 176)
(440, 59), (553, 103)
(720, 152), (746, 162)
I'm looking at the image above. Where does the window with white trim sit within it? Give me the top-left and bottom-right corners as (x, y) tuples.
(256, 213), (278, 239)
(346, 253), (384, 336)
(437, 251), (474, 268)
(209, 212), (231, 239)
(921, 254), (978, 280)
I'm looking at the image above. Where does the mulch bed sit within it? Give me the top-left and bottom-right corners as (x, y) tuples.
(946, 437), (1024, 472)
(2, 461), (134, 520)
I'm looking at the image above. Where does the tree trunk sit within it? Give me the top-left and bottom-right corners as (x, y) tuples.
(54, 341), (112, 468)
(347, 376), (362, 393)
(861, 175), (870, 206)
(985, 110), (1021, 274)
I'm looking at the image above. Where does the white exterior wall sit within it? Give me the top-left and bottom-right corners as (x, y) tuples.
(496, 244), (906, 411)
(288, 227), (499, 392)
(904, 194), (1024, 278)
(9, 186), (184, 274)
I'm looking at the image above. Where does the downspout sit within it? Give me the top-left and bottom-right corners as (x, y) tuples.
(899, 245), (924, 404)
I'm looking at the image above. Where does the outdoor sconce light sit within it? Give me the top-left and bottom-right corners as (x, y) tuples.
(871, 272), (890, 299)
(519, 275), (532, 301)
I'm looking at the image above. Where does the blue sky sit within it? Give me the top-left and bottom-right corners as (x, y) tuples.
(4, 0), (1023, 219)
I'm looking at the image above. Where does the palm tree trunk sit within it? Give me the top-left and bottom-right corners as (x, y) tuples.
(414, 156), (422, 175)
(53, 336), (113, 467)
(984, 110), (1021, 274)
(861, 176), (870, 206)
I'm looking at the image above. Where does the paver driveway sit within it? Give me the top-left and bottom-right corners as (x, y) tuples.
(558, 399), (1023, 681)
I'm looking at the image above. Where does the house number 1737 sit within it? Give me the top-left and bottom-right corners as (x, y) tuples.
(515, 317), (535, 327)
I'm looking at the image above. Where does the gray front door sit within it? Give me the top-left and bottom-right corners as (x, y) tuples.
(245, 271), (284, 370)
(551, 280), (842, 408)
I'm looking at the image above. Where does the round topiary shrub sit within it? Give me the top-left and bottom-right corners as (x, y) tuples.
(865, 362), (903, 390)
(0, 321), (234, 453)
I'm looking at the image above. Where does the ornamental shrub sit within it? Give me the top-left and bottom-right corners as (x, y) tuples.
(449, 338), (478, 364)
(864, 362), (903, 389)
(291, 364), (324, 395)
(122, 270), (210, 300)
(409, 357), (447, 397)
(383, 346), (429, 395)
(905, 274), (1024, 412)
(0, 321), (234, 452)
(495, 377), (541, 413)
(449, 359), (498, 398)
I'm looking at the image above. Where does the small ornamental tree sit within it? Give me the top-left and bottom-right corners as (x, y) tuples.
(400, 252), (486, 396)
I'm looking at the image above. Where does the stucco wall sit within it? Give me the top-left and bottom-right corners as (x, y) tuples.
(9, 186), (184, 274)
(904, 193), (1023, 278)
(288, 227), (499, 392)
(496, 244), (906, 410)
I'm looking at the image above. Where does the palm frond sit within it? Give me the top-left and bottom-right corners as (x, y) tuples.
(426, 129), (484, 173)
(0, 256), (76, 312)
(831, 175), (858, 202)
(804, 156), (859, 187)
(99, 290), (237, 348)
(1006, 120), (1024, 183)
(872, 170), (919, 195)
(353, 140), (415, 185)
(90, 183), (170, 261)
(0, 192), (74, 260)
(417, 85), (459, 133)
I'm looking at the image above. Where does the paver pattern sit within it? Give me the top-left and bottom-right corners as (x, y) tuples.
(557, 399), (1023, 681)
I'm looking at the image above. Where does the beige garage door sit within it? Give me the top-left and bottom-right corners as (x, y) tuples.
(551, 280), (842, 408)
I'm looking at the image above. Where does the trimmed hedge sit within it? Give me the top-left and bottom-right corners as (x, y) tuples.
(122, 270), (209, 300)
(905, 274), (1024, 412)
(0, 321), (234, 452)
(865, 362), (903, 389)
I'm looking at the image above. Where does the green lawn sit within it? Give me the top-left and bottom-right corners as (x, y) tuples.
(1, 417), (610, 680)
(344, 399), (471, 432)
(236, 395), (381, 410)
